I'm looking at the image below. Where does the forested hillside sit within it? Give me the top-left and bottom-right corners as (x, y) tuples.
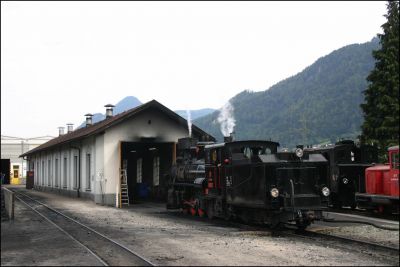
(195, 38), (380, 148)
(175, 109), (216, 120)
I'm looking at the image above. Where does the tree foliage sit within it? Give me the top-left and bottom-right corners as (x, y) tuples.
(360, 1), (399, 160)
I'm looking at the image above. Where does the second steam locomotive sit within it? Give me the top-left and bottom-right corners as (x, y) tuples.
(166, 136), (330, 229)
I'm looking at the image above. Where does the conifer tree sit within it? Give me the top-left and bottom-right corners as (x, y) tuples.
(360, 1), (399, 161)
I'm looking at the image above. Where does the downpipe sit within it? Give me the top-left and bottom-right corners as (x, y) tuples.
(70, 145), (81, 198)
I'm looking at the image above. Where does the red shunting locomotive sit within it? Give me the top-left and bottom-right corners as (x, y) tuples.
(356, 145), (399, 214)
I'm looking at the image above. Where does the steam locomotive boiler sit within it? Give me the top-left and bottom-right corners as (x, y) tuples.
(167, 136), (330, 229)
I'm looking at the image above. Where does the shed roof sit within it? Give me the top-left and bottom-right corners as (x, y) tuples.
(20, 100), (215, 157)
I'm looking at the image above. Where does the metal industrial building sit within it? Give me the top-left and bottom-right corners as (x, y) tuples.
(1, 135), (54, 184)
(20, 100), (215, 207)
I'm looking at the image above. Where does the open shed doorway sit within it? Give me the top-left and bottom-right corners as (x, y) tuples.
(121, 141), (175, 204)
(1, 159), (11, 184)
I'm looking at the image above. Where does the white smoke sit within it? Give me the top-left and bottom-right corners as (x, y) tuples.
(217, 101), (236, 136)
(186, 110), (192, 137)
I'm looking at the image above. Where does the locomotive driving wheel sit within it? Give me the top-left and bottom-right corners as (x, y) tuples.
(295, 220), (310, 230)
(206, 200), (215, 219)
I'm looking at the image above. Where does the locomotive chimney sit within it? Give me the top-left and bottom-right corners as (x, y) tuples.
(223, 132), (234, 143)
(104, 104), (115, 118)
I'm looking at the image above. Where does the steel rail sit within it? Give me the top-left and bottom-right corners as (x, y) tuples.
(14, 193), (108, 266)
(282, 227), (399, 259)
(304, 229), (399, 253)
(12, 189), (155, 266)
(326, 208), (399, 222)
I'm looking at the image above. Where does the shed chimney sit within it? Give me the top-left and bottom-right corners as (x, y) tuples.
(85, 113), (93, 127)
(58, 127), (65, 136)
(67, 123), (74, 133)
(104, 104), (115, 118)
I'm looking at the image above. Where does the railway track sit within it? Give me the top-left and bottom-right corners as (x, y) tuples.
(280, 226), (399, 261)
(327, 207), (399, 222)
(10, 189), (398, 265)
(12, 190), (154, 266)
(167, 208), (398, 261)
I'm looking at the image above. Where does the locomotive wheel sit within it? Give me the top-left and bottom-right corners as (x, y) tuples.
(190, 207), (197, 216)
(207, 205), (214, 219)
(182, 208), (189, 215)
(332, 201), (342, 209)
(207, 208), (214, 219)
(198, 208), (206, 217)
(295, 220), (310, 230)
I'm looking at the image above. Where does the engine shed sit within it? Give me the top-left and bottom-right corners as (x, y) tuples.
(20, 100), (215, 207)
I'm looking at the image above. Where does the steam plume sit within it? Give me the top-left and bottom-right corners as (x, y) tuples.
(186, 110), (192, 137)
(217, 101), (236, 136)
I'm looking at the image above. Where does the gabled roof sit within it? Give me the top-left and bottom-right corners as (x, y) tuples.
(20, 100), (215, 157)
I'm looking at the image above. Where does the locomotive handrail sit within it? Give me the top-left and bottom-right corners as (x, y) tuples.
(290, 179), (295, 213)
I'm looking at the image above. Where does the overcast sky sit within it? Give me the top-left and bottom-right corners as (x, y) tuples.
(1, 1), (387, 138)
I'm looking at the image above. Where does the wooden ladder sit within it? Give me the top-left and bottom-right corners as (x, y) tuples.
(120, 169), (129, 207)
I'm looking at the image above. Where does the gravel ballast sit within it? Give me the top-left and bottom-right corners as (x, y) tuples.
(2, 188), (399, 266)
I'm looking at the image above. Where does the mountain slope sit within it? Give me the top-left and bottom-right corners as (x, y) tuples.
(174, 109), (216, 120)
(195, 38), (380, 147)
(78, 96), (215, 128)
(78, 96), (143, 127)
(114, 96), (142, 115)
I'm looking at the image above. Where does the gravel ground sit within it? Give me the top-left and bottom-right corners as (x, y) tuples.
(1, 187), (9, 221)
(7, 188), (397, 266)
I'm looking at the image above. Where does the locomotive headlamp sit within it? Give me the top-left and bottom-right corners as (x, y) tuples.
(342, 178), (349, 184)
(322, 187), (330, 197)
(295, 148), (303, 158)
(270, 188), (279, 198)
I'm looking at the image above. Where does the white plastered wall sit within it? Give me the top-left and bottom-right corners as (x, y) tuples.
(103, 108), (190, 198)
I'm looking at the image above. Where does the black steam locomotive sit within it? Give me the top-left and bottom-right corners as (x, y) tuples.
(304, 140), (378, 209)
(167, 136), (330, 229)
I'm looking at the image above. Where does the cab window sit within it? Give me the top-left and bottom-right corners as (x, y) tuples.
(243, 147), (252, 158)
(391, 152), (399, 170)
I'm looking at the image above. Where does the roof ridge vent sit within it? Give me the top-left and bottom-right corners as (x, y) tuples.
(104, 104), (115, 118)
(58, 127), (65, 136)
(85, 113), (93, 127)
(66, 123), (74, 133)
